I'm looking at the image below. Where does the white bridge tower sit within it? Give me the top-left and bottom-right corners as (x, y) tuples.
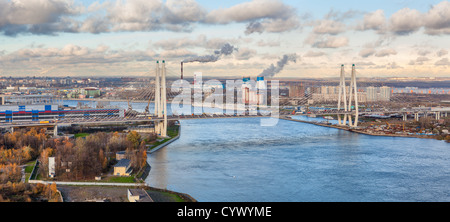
(154, 60), (168, 137)
(337, 64), (359, 127)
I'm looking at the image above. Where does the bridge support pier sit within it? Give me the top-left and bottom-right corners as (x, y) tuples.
(435, 112), (440, 120)
(53, 124), (58, 137)
(414, 113), (419, 121)
(402, 113), (407, 121)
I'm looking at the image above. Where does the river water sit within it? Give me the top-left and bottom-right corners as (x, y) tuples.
(62, 100), (450, 201)
(145, 117), (450, 202)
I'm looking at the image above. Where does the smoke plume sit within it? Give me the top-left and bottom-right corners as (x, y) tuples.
(258, 54), (297, 78)
(183, 43), (237, 63)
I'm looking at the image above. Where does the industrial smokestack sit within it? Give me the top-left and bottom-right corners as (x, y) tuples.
(181, 62), (183, 79)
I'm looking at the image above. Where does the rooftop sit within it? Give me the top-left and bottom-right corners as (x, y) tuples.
(114, 159), (130, 168)
(128, 189), (153, 202)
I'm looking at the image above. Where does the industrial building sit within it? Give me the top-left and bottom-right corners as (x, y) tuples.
(241, 76), (266, 105)
(0, 104), (124, 123)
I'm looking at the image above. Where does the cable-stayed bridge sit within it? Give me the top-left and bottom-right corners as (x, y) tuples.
(1, 61), (449, 136)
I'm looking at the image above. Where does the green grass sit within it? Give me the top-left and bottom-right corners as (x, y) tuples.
(25, 161), (36, 174)
(106, 176), (135, 183)
(75, 133), (90, 138)
(160, 192), (185, 202)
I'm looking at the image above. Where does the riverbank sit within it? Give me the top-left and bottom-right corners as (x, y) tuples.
(147, 125), (180, 153)
(280, 116), (443, 140)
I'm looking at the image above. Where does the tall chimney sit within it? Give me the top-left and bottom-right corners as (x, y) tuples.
(181, 62), (183, 79)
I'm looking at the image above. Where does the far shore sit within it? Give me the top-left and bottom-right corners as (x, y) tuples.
(280, 116), (444, 141)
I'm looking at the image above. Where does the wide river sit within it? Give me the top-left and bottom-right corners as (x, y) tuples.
(145, 116), (450, 202)
(62, 100), (450, 201)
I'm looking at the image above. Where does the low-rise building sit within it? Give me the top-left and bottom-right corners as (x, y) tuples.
(113, 159), (132, 176)
(116, 151), (126, 161)
(127, 189), (153, 202)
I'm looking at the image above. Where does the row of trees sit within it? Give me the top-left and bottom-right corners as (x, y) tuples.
(0, 128), (62, 202)
(39, 131), (149, 181)
(0, 182), (60, 202)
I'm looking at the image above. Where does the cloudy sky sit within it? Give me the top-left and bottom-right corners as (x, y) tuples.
(1, 0), (450, 78)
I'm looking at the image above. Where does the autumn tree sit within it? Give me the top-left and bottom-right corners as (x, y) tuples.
(127, 131), (141, 150)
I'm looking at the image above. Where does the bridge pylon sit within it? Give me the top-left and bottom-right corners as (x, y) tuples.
(337, 64), (359, 127)
(347, 64), (358, 127)
(154, 60), (168, 138)
(337, 64), (348, 125)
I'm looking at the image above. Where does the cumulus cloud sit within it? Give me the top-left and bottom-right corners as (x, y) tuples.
(356, 9), (386, 33)
(0, 43), (158, 68)
(359, 48), (376, 58)
(387, 62), (403, 69)
(204, 0), (300, 35)
(388, 8), (422, 35)
(153, 35), (207, 50)
(375, 48), (397, 57)
(313, 19), (346, 35)
(435, 58), (450, 66)
(0, 0), (83, 36)
(423, 1), (450, 35)
(303, 51), (326, 57)
(409, 56), (430, 65)
(312, 36), (349, 48)
(235, 47), (257, 60)
(257, 40), (280, 47)
(437, 49), (449, 57)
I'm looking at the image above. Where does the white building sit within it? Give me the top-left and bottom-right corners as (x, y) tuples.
(48, 157), (56, 178)
(366, 86), (391, 102)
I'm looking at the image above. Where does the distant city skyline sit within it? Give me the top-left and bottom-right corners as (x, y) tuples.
(0, 0), (450, 78)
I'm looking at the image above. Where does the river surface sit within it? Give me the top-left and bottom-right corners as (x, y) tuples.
(145, 117), (450, 202)
(62, 100), (450, 201)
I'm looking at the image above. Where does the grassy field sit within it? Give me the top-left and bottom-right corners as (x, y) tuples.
(24, 160), (36, 182)
(106, 176), (135, 183)
(74, 133), (90, 138)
